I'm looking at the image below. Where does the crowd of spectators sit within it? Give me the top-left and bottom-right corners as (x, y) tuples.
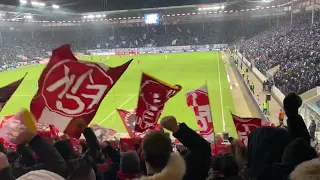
(0, 92), (319, 180)
(241, 12), (320, 95)
(0, 19), (268, 66)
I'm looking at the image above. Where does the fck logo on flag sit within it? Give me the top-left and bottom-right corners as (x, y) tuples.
(231, 114), (261, 147)
(186, 85), (214, 141)
(135, 73), (182, 133)
(31, 44), (132, 137)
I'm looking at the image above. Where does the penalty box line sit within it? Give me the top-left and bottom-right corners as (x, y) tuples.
(98, 94), (136, 125)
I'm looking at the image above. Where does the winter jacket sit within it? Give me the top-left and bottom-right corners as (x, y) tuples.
(0, 135), (67, 180)
(173, 123), (212, 180)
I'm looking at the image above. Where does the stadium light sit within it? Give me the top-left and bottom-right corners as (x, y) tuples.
(95, 15), (102, 18)
(52, 4), (59, 9)
(39, 2), (45, 7)
(87, 15), (94, 19)
(24, 15), (32, 19)
(221, 6), (225, 9)
(103, 15), (106, 17)
(83, 16), (87, 19)
(20, 0), (28, 4)
(31, 1), (39, 6)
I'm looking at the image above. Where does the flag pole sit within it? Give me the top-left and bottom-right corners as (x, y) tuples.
(206, 80), (218, 155)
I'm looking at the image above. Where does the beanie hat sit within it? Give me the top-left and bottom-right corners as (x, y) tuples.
(118, 151), (140, 179)
(281, 138), (317, 170)
(220, 153), (239, 178)
(17, 170), (65, 180)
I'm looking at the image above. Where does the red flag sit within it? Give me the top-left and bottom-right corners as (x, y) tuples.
(30, 44), (132, 138)
(90, 124), (117, 141)
(117, 109), (136, 138)
(120, 137), (142, 152)
(186, 85), (214, 142)
(135, 73), (182, 133)
(117, 109), (160, 137)
(232, 114), (262, 147)
(49, 125), (60, 137)
(0, 73), (27, 111)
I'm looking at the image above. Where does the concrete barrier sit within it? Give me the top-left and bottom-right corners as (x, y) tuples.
(227, 52), (268, 122)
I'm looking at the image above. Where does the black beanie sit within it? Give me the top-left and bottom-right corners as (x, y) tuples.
(281, 137), (317, 170)
(120, 151), (140, 174)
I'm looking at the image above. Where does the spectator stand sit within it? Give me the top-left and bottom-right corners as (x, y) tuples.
(299, 86), (320, 145)
(228, 50), (283, 126)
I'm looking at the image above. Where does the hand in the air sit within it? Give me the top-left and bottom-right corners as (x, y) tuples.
(160, 116), (180, 133)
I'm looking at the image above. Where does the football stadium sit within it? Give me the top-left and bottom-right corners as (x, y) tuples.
(0, 0), (319, 179)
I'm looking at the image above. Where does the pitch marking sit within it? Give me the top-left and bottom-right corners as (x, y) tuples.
(98, 94), (135, 125)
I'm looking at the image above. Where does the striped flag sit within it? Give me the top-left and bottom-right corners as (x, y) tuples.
(186, 85), (215, 142)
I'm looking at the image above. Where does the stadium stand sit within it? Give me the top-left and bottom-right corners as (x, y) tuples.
(240, 12), (320, 95)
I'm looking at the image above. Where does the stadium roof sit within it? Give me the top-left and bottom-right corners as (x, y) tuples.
(0, 0), (294, 22)
(0, 0), (291, 13)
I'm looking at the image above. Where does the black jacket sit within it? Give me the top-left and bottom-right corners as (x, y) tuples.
(0, 135), (67, 180)
(173, 123), (212, 180)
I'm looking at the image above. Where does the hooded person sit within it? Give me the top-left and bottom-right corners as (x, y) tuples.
(283, 92), (310, 143)
(117, 151), (141, 180)
(139, 130), (186, 180)
(247, 126), (291, 180)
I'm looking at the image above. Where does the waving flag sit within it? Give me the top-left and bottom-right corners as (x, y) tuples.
(0, 109), (37, 145)
(0, 73), (27, 111)
(30, 44), (132, 138)
(186, 85), (214, 142)
(90, 124), (117, 141)
(232, 114), (262, 147)
(135, 73), (182, 133)
(117, 108), (162, 137)
(117, 109), (137, 138)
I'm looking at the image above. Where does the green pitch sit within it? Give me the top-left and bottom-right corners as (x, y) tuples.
(0, 51), (236, 137)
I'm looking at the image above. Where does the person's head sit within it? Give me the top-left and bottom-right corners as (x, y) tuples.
(283, 92), (302, 116)
(281, 138), (317, 172)
(280, 109), (283, 112)
(312, 120), (315, 124)
(117, 151), (140, 180)
(248, 126), (291, 180)
(142, 131), (172, 172)
(220, 153), (239, 178)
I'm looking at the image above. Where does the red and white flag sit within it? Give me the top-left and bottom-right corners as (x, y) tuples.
(0, 73), (27, 111)
(117, 109), (137, 138)
(117, 108), (162, 137)
(186, 85), (215, 142)
(90, 124), (117, 142)
(232, 114), (262, 147)
(135, 73), (182, 133)
(30, 44), (132, 138)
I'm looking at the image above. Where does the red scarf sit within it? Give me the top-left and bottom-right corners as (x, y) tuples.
(117, 171), (138, 180)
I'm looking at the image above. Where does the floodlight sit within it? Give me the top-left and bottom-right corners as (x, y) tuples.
(95, 15), (102, 18)
(20, 0), (27, 4)
(31, 1), (39, 6)
(221, 5), (225, 9)
(39, 2), (45, 7)
(52, 4), (59, 9)
(87, 15), (94, 19)
(103, 15), (106, 17)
